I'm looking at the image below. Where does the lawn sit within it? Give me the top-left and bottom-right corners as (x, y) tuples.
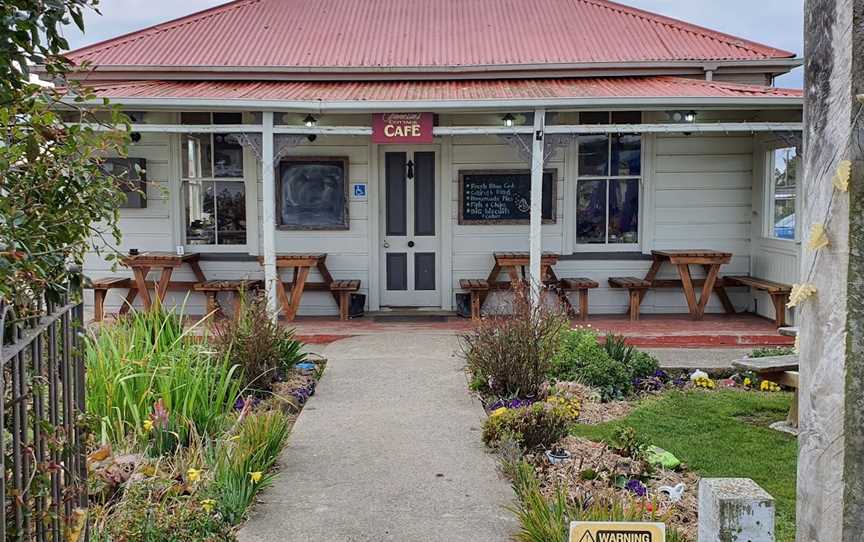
(571, 389), (798, 542)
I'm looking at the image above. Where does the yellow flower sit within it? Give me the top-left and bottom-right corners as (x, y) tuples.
(490, 407), (508, 418)
(808, 224), (830, 251)
(249, 471), (263, 484)
(743, 377), (752, 387)
(143, 419), (154, 432)
(787, 283), (817, 308)
(187, 467), (202, 483)
(200, 499), (216, 513)
(833, 160), (851, 192)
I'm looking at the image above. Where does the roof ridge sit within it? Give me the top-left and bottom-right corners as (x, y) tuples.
(68, 0), (258, 58)
(577, 0), (795, 58)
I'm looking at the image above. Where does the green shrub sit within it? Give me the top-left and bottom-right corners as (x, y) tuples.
(550, 330), (660, 401)
(609, 426), (648, 461)
(211, 291), (305, 395)
(210, 409), (290, 524)
(461, 285), (568, 397)
(85, 307), (242, 450)
(483, 403), (570, 450)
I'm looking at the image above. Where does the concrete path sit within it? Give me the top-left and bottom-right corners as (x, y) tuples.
(237, 333), (517, 542)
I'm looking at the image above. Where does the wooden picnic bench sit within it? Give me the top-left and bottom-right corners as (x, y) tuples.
(459, 279), (490, 320)
(725, 276), (792, 327)
(732, 354), (800, 428)
(193, 279), (263, 319)
(559, 278), (599, 321)
(258, 254), (361, 321)
(610, 249), (734, 321)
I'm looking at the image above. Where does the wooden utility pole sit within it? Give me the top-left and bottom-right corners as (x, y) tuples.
(798, 1), (864, 540)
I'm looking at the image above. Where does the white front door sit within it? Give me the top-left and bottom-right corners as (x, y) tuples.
(380, 148), (440, 307)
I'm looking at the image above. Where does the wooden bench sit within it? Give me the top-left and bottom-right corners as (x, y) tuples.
(330, 280), (361, 320)
(88, 277), (133, 322)
(459, 279), (490, 320)
(559, 278), (599, 321)
(608, 277), (652, 321)
(193, 280), (264, 319)
(732, 354), (799, 427)
(725, 276), (792, 327)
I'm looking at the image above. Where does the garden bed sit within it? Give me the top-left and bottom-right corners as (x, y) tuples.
(461, 290), (796, 542)
(85, 295), (324, 541)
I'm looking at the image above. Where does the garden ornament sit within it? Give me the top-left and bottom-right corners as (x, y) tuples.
(658, 482), (686, 503)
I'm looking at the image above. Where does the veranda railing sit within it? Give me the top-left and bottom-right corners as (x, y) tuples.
(1, 279), (88, 541)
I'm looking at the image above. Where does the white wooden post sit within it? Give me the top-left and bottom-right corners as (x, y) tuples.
(261, 111), (279, 321)
(798, 0), (864, 539)
(529, 109), (546, 304)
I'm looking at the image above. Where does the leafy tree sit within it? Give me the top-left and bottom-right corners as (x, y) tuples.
(0, 0), (130, 311)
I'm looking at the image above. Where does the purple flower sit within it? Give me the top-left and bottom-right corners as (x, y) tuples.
(234, 396), (261, 411)
(487, 397), (535, 412)
(653, 369), (668, 380)
(626, 479), (648, 497)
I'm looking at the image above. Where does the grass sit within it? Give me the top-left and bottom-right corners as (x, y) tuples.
(571, 389), (798, 542)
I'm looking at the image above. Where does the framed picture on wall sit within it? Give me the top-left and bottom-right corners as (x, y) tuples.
(278, 157), (350, 230)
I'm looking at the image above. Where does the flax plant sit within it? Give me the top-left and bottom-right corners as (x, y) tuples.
(85, 307), (242, 449)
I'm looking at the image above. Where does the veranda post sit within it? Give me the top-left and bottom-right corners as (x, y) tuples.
(798, 0), (864, 539)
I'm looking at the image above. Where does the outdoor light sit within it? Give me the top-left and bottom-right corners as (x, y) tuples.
(502, 113), (515, 128)
(684, 110), (697, 123)
(670, 110), (698, 124)
(303, 114), (318, 128)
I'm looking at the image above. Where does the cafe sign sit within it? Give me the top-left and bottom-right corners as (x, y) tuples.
(372, 113), (434, 144)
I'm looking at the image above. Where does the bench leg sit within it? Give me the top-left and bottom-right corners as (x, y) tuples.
(471, 291), (482, 320)
(787, 390), (799, 428)
(772, 293), (788, 328)
(629, 290), (641, 322)
(578, 288), (589, 322)
(94, 289), (107, 322)
(339, 291), (350, 321)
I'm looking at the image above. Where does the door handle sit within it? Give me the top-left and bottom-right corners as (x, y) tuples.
(383, 241), (390, 248)
(407, 241), (415, 248)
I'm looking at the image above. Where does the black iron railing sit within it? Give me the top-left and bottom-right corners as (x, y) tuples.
(1, 284), (88, 541)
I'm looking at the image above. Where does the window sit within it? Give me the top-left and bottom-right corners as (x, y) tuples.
(765, 146), (799, 241)
(181, 112), (247, 246)
(575, 111), (642, 248)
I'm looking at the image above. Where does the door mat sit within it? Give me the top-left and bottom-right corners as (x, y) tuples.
(373, 315), (450, 323)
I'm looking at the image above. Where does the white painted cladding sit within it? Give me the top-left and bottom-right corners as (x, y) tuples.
(83, 116), (798, 318)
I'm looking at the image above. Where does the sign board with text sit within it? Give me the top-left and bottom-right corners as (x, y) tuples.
(372, 113), (434, 144)
(570, 522), (665, 542)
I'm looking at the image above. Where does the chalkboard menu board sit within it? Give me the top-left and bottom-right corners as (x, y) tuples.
(458, 170), (556, 225)
(278, 157), (349, 230)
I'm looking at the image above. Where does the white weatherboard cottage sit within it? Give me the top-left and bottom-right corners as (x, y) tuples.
(58, 0), (804, 322)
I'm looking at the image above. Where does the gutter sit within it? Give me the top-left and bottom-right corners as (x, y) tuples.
(68, 95), (803, 112)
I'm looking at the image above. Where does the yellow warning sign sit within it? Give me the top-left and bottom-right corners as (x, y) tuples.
(569, 521), (665, 542)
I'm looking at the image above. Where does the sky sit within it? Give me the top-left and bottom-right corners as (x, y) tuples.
(63, 0), (804, 88)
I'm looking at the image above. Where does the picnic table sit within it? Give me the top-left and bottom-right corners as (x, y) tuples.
(477, 252), (576, 314)
(640, 249), (734, 321)
(258, 253), (340, 321)
(732, 354), (800, 428)
(120, 252), (207, 313)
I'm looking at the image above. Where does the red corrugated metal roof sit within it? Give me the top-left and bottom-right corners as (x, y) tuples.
(67, 0), (795, 71)
(85, 77), (803, 102)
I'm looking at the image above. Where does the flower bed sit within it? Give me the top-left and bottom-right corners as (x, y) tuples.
(85, 297), (324, 541)
(462, 303), (795, 542)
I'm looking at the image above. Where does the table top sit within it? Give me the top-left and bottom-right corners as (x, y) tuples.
(652, 249), (733, 263)
(257, 253), (327, 266)
(493, 252), (560, 264)
(121, 252), (200, 267)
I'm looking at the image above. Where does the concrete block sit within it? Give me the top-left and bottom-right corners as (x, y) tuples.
(698, 478), (775, 542)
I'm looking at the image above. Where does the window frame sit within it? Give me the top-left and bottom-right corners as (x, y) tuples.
(762, 145), (800, 243)
(178, 112), (254, 252)
(573, 111), (644, 253)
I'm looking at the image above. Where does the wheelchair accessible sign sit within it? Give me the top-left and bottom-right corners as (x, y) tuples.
(570, 522), (665, 542)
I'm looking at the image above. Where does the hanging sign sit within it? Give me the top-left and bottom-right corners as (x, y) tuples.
(372, 113), (434, 144)
(569, 522), (665, 542)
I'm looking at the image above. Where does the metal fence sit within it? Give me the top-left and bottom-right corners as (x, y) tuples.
(1, 284), (88, 541)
